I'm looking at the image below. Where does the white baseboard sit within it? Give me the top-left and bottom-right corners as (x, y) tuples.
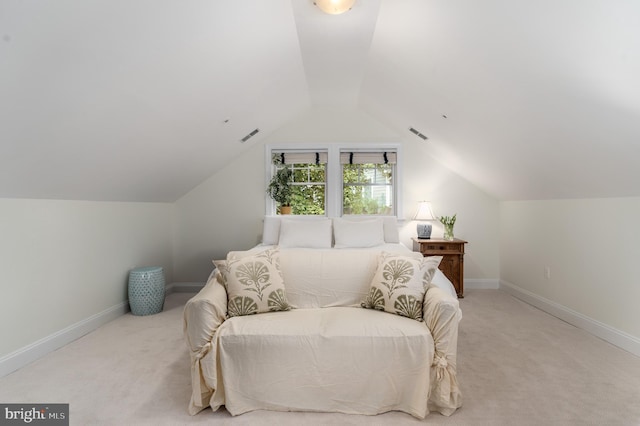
(465, 278), (500, 290)
(166, 282), (205, 293)
(500, 280), (640, 357)
(0, 301), (129, 378)
(0, 282), (207, 378)
(0, 280), (209, 378)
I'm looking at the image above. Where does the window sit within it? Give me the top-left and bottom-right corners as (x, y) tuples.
(270, 151), (327, 215)
(341, 151), (396, 215)
(266, 145), (401, 217)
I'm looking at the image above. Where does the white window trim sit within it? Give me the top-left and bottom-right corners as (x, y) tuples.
(265, 143), (403, 219)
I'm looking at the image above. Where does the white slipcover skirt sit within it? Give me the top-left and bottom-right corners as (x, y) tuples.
(216, 307), (434, 419)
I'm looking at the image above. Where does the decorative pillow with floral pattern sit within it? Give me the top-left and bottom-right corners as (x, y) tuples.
(361, 252), (442, 321)
(214, 248), (291, 317)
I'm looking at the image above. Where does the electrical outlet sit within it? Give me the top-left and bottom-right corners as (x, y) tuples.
(544, 266), (551, 280)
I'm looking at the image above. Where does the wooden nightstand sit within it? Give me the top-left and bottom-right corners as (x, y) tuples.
(412, 238), (467, 298)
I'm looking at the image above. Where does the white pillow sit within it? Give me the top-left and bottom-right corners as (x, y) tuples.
(333, 217), (385, 248)
(381, 217), (400, 243)
(278, 218), (332, 248)
(262, 216), (281, 245)
(336, 216), (399, 243)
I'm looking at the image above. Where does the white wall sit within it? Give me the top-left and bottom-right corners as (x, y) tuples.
(173, 108), (500, 283)
(0, 198), (173, 361)
(172, 143), (267, 282)
(401, 140), (500, 280)
(500, 197), (640, 351)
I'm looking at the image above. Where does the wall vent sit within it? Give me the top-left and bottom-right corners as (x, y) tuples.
(409, 127), (428, 140)
(241, 128), (260, 143)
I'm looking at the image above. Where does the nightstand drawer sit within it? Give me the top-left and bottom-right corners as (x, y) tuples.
(418, 242), (460, 253)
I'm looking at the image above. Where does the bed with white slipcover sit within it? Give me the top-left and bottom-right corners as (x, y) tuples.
(183, 216), (462, 419)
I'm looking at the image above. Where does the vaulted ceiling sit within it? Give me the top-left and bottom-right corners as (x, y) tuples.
(2, 0), (639, 202)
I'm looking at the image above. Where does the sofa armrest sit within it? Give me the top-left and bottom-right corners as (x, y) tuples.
(183, 271), (228, 414)
(184, 272), (227, 352)
(423, 285), (463, 416)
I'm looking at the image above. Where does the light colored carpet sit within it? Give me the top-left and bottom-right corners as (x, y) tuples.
(1, 289), (640, 425)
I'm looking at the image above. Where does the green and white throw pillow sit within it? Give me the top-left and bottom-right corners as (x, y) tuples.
(214, 248), (291, 317)
(361, 252), (442, 321)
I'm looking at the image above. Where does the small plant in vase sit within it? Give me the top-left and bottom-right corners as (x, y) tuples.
(439, 214), (457, 241)
(266, 166), (293, 214)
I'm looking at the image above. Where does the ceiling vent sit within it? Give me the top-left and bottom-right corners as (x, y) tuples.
(240, 128), (260, 143)
(409, 127), (428, 140)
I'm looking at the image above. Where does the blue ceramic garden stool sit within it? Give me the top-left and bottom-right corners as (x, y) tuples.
(128, 266), (165, 316)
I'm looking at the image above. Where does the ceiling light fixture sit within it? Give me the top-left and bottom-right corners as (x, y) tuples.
(314, 0), (356, 15)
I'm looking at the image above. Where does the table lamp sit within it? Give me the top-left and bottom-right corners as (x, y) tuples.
(413, 201), (436, 239)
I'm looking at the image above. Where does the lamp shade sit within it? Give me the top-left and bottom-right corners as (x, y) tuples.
(314, 0), (356, 14)
(413, 201), (436, 221)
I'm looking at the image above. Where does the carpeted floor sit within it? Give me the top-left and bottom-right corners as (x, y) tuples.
(1, 289), (640, 425)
